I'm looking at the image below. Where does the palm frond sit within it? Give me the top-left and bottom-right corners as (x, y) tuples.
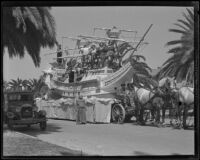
(173, 23), (189, 32)
(180, 48), (194, 64)
(182, 11), (194, 26)
(177, 19), (193, 30)
(169, 29), (189, 35)
(12, 7), (26, 32)
(186, 8), (194, 21)
(3, 7), (57, 67)
(23, 7), (43, 30)
(166, 39), (188, 46)
(167, 46), (183, 54)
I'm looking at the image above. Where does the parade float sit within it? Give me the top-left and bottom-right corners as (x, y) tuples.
(39, 25), (153, 123)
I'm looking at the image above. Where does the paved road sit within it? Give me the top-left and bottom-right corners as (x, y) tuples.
(13, 119), (194, 156)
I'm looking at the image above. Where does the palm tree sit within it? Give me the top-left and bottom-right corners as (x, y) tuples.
(130, 54), (158, 89)
(3, 7), (57, 67)
(28, 77), (48, 97)
(8, 78), (30, 90)
(157, 8), (194, 84)
(117, 42), (157, 89)
(8, 78), (23, 90)
(3, 80), (10, 91)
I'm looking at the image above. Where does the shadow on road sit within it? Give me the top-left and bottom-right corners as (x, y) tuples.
(133, 151), (152, 155)
(130, 120), (194, 130)
(9, 123), (63, 137)
(133, 151), (182, 156)
(59, 150), (85, 156)
(131, 121), (163, 128)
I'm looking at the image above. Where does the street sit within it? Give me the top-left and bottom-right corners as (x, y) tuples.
(12, 119), (194, 156)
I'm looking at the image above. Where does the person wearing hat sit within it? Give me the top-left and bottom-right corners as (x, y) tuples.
(76, 94), (87, 124)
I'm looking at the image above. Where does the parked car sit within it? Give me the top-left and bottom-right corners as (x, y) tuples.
(4, 90), (47, 130)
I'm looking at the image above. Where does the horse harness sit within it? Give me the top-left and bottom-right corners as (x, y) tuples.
(135, 88), (164, 109)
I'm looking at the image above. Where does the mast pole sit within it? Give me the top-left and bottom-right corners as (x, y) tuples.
(129, 24), (153, 58)
(62, 37), (64, 50)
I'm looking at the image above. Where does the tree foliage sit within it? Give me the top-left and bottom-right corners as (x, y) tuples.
(158, 8), (194, 84)
(3, 7), (57, 67)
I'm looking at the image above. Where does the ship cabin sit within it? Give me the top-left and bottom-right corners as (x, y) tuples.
(44, 65), (114, 84)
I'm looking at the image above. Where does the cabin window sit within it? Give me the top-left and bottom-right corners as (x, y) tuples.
(69, 71), (74, 83)
(100, 70), (104, 73)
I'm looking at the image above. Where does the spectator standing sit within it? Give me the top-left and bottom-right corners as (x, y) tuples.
(76, 94), (87, 124)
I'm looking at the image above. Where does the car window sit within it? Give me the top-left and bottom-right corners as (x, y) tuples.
(20, 95), (33, 101)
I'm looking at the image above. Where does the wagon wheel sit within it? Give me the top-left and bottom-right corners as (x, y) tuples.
(111, 104), (125, 124)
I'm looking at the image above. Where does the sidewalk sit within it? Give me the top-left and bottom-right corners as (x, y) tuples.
(3, 125), (85, 156)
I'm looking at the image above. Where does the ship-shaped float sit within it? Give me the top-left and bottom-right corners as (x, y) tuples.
(43, 25), (153, 99)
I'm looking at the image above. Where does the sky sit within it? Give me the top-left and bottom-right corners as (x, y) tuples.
(3, 6), (190, 81)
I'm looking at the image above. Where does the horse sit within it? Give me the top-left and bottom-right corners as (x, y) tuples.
(170, 86), (194, 129)
(158, 77), (194, 128)
(133, 86), (165, 126)
(130, 76), (177, 126)
(157, 77), (176, 125)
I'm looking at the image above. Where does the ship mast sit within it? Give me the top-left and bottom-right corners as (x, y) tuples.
(129, 24), (153, 59)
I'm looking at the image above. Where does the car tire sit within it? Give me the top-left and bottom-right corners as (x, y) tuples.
(40, 121), (47, 131)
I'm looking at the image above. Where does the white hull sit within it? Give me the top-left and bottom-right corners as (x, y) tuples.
(48, 62), (133, 98)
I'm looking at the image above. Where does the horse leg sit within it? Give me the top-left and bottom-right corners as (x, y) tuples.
(176, 104), (183, 128)
(155, 106), (161, 126)
(182, 104), (188, 129)
(150, 107), (155, 122)
(138, 107), (145, 125)
(169, 107), (174, 125)
(161, 106), (166, 124)
(134, 107), (139, 122)
(134, 101), (139, 123)
(169, 99), (177, 126)
(169, 107), (176, 126)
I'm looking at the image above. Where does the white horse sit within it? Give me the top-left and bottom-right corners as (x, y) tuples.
(133, 85), (164, 125)
(131, 77), (177, 126)
(171, 86), (194, 128)
(160, 78), (194, 128)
